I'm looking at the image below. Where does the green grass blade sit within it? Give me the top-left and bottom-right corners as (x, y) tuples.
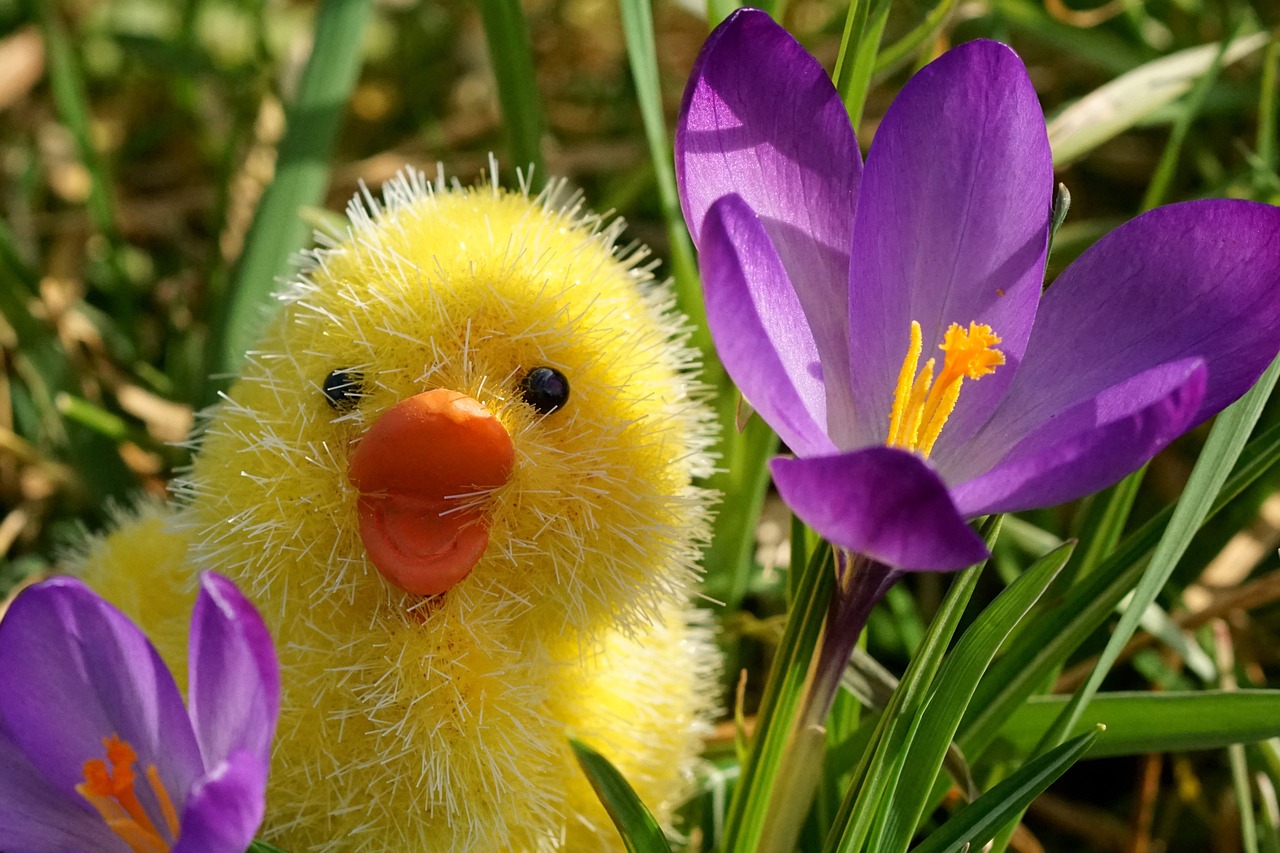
(878, 541), (1076, 852)
(994, 691), (1280, 757)
(1232, 738), (1260, 853)
(1041, 351), (1280, 754)
(960, 412), (1280, 758)
(910, 727), (1102, 853)
(570, 737), (673, 853)
(997, 0), (1145, 75)
(476, 0), (546, 186)
(722, 544), (836, 853)
(206, 0), (374, 391)
(1255, 37), (1279, 197)
(833, 0), (892, 130)
(616, 0), (705, 353)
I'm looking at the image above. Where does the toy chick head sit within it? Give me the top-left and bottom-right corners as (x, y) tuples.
(188, 168), (715, 629)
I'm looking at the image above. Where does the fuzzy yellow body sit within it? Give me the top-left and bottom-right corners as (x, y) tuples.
(76, 170), (720, 850)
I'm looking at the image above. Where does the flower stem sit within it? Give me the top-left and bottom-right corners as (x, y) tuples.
(755, 554), (899, 853)
(723, 544), (836, 853)
(809, 554), (901, 731)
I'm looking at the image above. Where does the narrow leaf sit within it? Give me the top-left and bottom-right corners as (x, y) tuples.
(617, 0), (705, 353)
(995, 691), (1280, 758)
(1048, 32), (1268, 165)
(206, 0), (374, 393)
(476, 0), (546, 186)
(879, 541), (1076, 851)
(833, 0), (892, 129)
(910, 727), (1102, 853)
(570, 736), (673, 853)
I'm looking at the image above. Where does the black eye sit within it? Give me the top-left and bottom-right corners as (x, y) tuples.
(520, 366), (569, 414)
(322, 369), (364, 411)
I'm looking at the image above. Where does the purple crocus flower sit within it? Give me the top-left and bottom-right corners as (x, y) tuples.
(677, 9), (1280, 572)
(0, 573), (279, 853)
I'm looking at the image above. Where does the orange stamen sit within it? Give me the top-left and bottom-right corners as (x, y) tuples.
(887, 320), (1005, 457)
(76, 735), (179, 853)
(147, 765), (181, 839)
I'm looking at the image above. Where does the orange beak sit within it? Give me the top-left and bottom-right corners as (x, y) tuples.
(347, 389), (515, 596)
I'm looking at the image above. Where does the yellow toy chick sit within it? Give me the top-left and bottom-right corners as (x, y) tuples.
(75, 167), (721, 850)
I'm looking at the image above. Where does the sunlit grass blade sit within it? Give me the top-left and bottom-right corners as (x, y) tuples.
(1048, 32), (1268, 166)
(476, 0), (546, 188)
(994, 690), (1280, 757)
(877, 541), (1076, 852)
(616, 0), (704, 353)
(825, 519), (1000, 853)
(833, 0), (892, 129)
(959, 412), (1280, 759)
(721, 543), (836, 853)
(570, 737), (673, 853)
(1258, 739), (1280, 851)
(206, 0), (374, 392)
(909, 727), (1102, 853)
(1040, 351), (1280, 755)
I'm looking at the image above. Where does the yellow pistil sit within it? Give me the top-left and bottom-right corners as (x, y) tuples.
(75, 735), (180, 853)
(887, 320), (1005, 457)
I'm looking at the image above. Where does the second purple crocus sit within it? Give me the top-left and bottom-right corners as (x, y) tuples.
(676, 9), (1280, 574)
(0, 573), (279, 853)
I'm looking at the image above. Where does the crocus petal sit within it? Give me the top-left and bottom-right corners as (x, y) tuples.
(844, 39), (1051, 453)
(0, 578), (202, 801)
(677, 8), (860, 431)
(953, 359), (1206, 515)
(0, 724), (123, 853)
(701, 193), (836, 456)
(171, 750), (269, 853)
(188, 572), (280, 769)
(955, 199), (1280, 482)
(771, 447), (989, 570)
